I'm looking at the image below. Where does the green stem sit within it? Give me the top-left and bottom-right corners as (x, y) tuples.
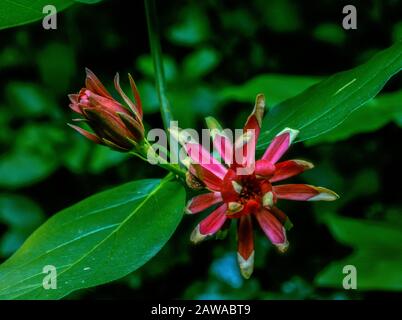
(130, 143), (185, 179)
(145, 0), (173, 131)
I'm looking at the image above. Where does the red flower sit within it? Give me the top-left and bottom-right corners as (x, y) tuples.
(68, 68), (144, 151)
(179, 94), (339, 279)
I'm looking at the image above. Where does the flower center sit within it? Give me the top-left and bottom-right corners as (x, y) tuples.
(238, 175), (261, 203)
(221, 168), (273, 218)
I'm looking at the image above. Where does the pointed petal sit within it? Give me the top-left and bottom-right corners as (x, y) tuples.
(68, 94), (79, 104)
(116, 112), (144, 140)
(273, 184), (339, 201)
(101, 138), (130, 151)
(237, 215), (254, 279)
(114, 73), (142, 119)
(255, 208), (288, 252)
(212, 131), (233, 166)
(185, 192), (223, 214)
(85, 68), (112, 98)
(69, 102), (82, 114)
(232, 94), (265, 170)
(186, 142), (228, 180)
(86, 90), (129, 115)
(270, 160), (314, 183)
(67, 123), (102, 144)
(233, 130), (256, 171)
(128, 73), (143, 118)
(190, 204), (227, 243)
(262, 128), (299, 164)
(255, 159), (275, 179)
(271, 206), (293, 231)
(190, 164), (223, 192)
(244, 93), (265, 135)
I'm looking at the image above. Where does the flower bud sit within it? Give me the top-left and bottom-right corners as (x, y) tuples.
(68, 68), (144, 151)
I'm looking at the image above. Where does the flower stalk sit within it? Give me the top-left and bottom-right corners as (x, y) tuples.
(145, 0), (174, 132)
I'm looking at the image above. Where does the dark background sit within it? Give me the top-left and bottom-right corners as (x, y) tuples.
(0, 0), (401, 299)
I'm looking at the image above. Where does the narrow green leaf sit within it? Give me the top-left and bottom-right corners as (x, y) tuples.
(306, 91), (402, 145)
(0, 177), (185, 299)
(257, 42), (402, 149)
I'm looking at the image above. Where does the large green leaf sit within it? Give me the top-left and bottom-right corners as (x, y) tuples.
(0, 1), (74, 30)
(306, 91), (402, 145)
(0, 177), (186, 299)
(220, 74), (321, 107)
(257, 41), (402, 150)
(315, 216), (402, 291)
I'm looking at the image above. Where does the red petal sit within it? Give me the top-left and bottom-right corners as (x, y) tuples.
(270, 160), (314, 182)
(273, 184), (339, 201)
(129, 73), (143, 118)
(212, 132), (233, 166)
(68, 123), (102, 144)
(255, 208), (288, 251)
(237, 215), (254, 279)
(186, 142), (227, 180)
(69, 103), (83, 114)
(190, 204), (227, 243)
(186, 192), (223, 214)
(234, 94), (265, 171)
(190, 164), (223, 192)
(85, 68), (112, 98)
(262, 128), (299, 164)
(255, 159), (275, 178)
(114, 73), (142, 120)
(243, 94), (265, 138)
(86, 91), (129, 115)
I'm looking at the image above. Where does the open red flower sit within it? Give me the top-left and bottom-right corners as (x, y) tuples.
(178, 94), (339, 279)
(68, 68), (144, 151)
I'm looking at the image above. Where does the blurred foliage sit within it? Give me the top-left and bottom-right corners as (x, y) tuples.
(0, 0), (401, 299)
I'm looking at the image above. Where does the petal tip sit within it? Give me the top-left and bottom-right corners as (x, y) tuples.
(277, 127), (299, 143)
(275, 239), (289, 253)
(309, 187), (340, 201)
(294, 159), (315, 170)
(190, 224), (207, 244)
(237, 251), (254, 279)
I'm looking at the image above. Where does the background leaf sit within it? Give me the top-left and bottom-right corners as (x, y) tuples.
(315, 215), (402, 291)
(0, 0), (74, 30)
(0, 177), (185, 299)
(257, 41), (402, 149)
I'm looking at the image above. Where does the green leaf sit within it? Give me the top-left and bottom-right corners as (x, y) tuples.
(313, 23), (346, 46)
(306, 91), (402, 145)
(0, 1), (74, 30)
(315, 216), (402, 291)
(37, 43), (76, 94)
(167, 7), (210, 46)
(220, 74), (321, 107)
(257, 42), (402, 150)
(183, 48), (221, 79)
(0, 150), (58, 189)
(5, 82), (60, 118)
(0, 177), (186, 299)
(0, 194), (44, 230)
(0, 194), (45, 257)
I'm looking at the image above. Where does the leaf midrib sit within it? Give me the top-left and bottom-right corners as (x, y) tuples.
(0, 176), (172, 299)
(258, 44), (402, 148)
